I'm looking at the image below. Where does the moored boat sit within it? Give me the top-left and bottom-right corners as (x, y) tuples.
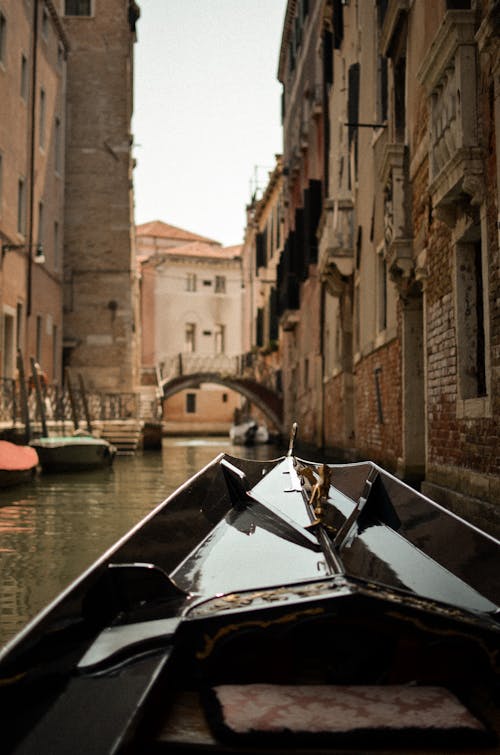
(0, 440), (39, 487)
(229, 418), (270, 445)
(0, 425), (498, 754)
(29, 433), (116, 473)
(26, 360), (117, 473)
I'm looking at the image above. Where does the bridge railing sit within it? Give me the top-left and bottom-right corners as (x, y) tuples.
(159, 351), (282, 394)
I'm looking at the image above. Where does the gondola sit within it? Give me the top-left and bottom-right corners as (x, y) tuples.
(0, 424), (498, 754)
(229, 418), (270, 445)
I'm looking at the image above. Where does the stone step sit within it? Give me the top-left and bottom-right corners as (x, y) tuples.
(99, 420), (143, 455)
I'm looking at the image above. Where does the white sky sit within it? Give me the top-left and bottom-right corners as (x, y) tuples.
(132, 1), (288, 248)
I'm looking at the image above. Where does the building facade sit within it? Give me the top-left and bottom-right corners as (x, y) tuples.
(276, 0), (499, 534)
(0, 0), (139, 396)
(242, 155), (284, 353)
(278, 0), (327, 448)
(61, 0), (140, 393)
(0, 0), (68, 382)
(136, 222), (244, 432)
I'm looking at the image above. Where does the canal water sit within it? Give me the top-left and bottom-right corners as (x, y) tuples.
(0, 436), (286, 650)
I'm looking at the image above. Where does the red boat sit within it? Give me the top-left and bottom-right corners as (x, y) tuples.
(0, 440), (39, 488)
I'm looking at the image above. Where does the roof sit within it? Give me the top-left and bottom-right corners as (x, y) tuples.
(136, 220), (220, 246)
(143, 241), (242, 266)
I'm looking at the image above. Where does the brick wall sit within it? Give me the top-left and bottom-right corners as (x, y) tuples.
(353, 337), (402, 472)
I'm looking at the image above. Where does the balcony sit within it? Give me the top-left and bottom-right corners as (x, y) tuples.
(379, 143), (413, 283)
(418, 10), (483, 226)
(318, 197), (354, 297)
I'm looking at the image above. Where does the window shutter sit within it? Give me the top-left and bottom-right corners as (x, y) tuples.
(256, 232), (265, 270)
(333, 0), (344, 49)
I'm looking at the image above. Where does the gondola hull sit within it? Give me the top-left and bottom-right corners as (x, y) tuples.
(0, 449), (498, 753)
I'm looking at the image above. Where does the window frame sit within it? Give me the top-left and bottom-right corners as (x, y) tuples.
(214, 323), (225, 354)
(185, 392), (196, 414)
(186, 272), (197, 292)
(0, 12), (6, 67)
(185, 322), (196, 353)
(64, 0), (92, 16)
(20, 53), (28, 100)
(215, 275), (226, 294)
(39, 87), (46, 149)
(17, 178), (26, 235)
(453, 208), (491, 419)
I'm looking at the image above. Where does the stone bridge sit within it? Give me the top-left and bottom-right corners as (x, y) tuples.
(159, 354), (283, 433)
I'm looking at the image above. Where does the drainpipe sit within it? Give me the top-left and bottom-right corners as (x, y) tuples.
(27, 0), (39, 318)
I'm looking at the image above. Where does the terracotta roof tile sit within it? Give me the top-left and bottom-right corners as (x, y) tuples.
(136, 220), (220, 246)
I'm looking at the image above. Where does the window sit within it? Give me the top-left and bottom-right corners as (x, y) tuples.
(455, 229), (488, 401)
(377, 247), (387, 333)
(0, 13), (6, 66)
(256, 232), (266, 268)
(214, 324), (225, 354)
(186, 272), (196, 292)
(55, 117), (62, 173)
(2, 311), (15, 378)
(394, 57), (406, 142)
(39, 88), (46, 148)
(54, 221), (60, 270)
(52, 324), (58, 382)
(21, 54), (28, 99)
(377, 55), (388, 124)
(64, 0), (91, 15)
(215, 275), (226, 293)
(347, 63), (360, 187)
(186, 393), (196, 414)
(17, 179), (26, 234)
(37, 201), (44, 246)
(36, 316), (42, 363)
(376, 5), (388, 124)
(185, 323), (196, 352)
(41, 7), (49, 38)
(16, 303), (23, 352)
(256, 308), (264, 347)
(353, 281), (360, 356)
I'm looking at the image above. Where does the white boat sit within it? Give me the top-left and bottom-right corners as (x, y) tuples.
(229, 419), (269, 445)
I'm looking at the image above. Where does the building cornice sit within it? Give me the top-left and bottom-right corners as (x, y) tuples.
(417, 10), (477, 93)
(278, 0), (298, 83)
(380, 0), (409, 58)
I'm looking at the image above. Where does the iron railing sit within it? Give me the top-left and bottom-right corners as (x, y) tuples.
(0, 378), (154, 429)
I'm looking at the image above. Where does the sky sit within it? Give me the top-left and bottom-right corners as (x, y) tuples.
(132, 1), (288, 248)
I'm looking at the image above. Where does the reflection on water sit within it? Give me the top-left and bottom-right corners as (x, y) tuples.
(0, 436), (284, 649)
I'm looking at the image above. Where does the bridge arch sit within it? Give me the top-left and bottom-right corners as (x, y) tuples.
(161, 372), (283, 434)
